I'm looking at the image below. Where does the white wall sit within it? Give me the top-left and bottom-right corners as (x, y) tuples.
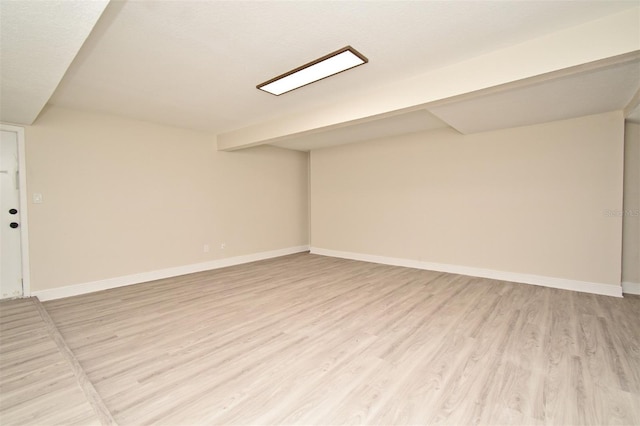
(24, 106), (308, 293)
(18, 106), (632, 296)
(311, 112), (624, 292)
(623, 122), (640, 286)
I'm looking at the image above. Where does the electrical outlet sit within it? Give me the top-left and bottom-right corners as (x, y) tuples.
(33, 193), (43, 204)
(220, 243), (226, 250)
(203, 244), (210, 253)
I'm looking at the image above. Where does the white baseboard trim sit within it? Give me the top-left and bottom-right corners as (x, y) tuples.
(310, 247), (623, 298)
(33, 245), (309, 301)
(622, 281), (640, 295)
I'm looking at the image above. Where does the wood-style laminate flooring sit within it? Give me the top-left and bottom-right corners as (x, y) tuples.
(0, 298), (100, 425)
(1, 253), (639, 425)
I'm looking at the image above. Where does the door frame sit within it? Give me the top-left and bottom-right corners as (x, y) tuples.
(0, 124), (31, 297)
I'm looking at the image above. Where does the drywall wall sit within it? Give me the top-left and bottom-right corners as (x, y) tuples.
(623, 122), (640, 286)
(24, 106), (308, 292)
(311, 111), (624, 289)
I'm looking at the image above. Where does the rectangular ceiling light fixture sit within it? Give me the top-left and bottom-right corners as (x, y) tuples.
(257, 46), (368, 96)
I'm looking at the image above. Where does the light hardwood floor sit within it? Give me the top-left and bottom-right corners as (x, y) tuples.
(0, 298), (100, 425)
(2, 253), (639, 425)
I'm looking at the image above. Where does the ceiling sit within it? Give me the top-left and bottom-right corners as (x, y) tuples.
(629, 105), (640, 124)
(1, 0), (639, 151)
(268, 55), (640, 151)
(0, 0), (108, 124)
(428, 59), (640, 134)
(271, 110), (449, 152)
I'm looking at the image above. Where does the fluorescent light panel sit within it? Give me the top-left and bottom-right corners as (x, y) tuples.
(257, 46), (368, 96)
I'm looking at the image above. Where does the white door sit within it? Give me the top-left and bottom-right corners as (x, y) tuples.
(0, 130), (23, 299)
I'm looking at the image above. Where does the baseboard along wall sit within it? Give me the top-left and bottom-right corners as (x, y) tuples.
(33, 246), (310, 301)
(33, 245), (631, 301)
(310, 247), (624, 298)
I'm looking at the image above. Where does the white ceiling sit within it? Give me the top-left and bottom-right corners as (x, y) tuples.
(45, 0), (637, 134)
(271, 110), (450, 152)
(629, 105), (640, 124)
(264, 56), (640, 151)
(428, 59), (640, 134)
(0, 0), (108, 124)
(1, 0), (639, 150)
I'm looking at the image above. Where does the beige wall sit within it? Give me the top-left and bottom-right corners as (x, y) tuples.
(623, 122), (640, 284)
(25, 106), (308, 291)
(311, 111), (624, 287)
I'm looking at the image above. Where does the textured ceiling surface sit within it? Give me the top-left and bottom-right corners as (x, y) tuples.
(629, 105), (640, 124)
(429, 60), (640, 134)
(0, 0), (108, 124)
(271, 110), (450, 152)
(47, 0), (637, 134)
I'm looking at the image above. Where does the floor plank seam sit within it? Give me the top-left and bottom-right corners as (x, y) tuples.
(31, 297), (118, 426)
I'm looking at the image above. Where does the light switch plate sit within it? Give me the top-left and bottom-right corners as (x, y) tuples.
(33, 193), (43, 204)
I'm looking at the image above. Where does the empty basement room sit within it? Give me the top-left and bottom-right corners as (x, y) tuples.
(1, 1), (640, 425)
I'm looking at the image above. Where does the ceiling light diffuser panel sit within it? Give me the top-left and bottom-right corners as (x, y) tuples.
(257, 46), (368, 96)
